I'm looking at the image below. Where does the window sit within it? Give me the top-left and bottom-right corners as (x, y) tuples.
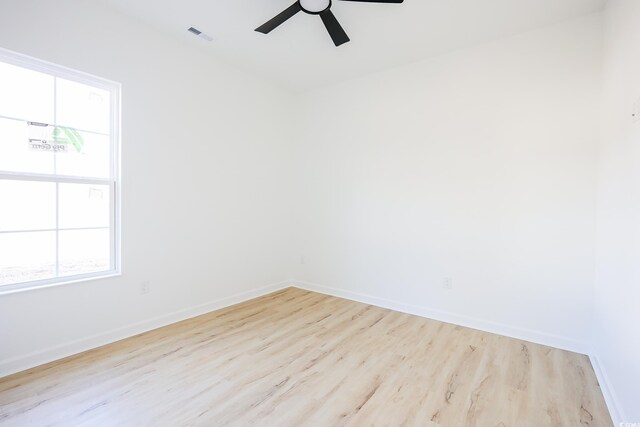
(0, 48), (120, 293)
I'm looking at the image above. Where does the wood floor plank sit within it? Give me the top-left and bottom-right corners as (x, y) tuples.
(0, 287), (613, 426)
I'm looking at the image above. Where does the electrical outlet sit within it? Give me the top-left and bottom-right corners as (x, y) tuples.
(443, 277), (453, 290)
(300, 256), (306, 265)
(140, 280), (151, 295)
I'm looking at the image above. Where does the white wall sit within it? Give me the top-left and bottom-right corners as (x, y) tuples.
(2, 5), (631, 422)
(594, 0), (640, 422)
(292, 14), (603, 352)
(0, 0), (295, 375)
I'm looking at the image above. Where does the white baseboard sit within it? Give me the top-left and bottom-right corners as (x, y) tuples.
(293, 280), (588, 354)
(589, 353), (625, 426)
(0, 281), (292, 378)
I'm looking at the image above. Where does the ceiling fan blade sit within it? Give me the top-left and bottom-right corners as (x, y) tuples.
(319, 10), (350, 47)
(337, 0), (403, 2)
(255, 2), (302, 34)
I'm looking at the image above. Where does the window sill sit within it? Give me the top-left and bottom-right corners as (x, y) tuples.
(0, 271), (122, 296)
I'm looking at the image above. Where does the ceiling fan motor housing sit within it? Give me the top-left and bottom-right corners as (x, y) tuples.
(299, 0), (332, 14)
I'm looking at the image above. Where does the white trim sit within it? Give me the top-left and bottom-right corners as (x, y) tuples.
(0, 271), (121, 296)
(293, 280), (588, 354)
(0, 46), (120, 90)
(589, 353), (625, 425)
(0, 171), (112, 185)
(0, 281), (292, 378)
(0, 226), (110, 235)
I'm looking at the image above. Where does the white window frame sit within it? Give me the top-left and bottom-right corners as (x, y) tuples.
(0, 47), (121, 294)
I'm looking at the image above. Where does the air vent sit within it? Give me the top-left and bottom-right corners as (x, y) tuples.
(187, 27), (213, 42)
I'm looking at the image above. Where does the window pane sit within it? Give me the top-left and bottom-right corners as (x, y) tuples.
(55, 131), (110, 178)
(0, 118), (55, 174)
(0, 180), (56, 232)
(56, 78), (110, 134)
(0, 231), (56, 286)
(59, 229), (110, 276)
(0, 61), (54, 124)
(59, 183), (110, 229)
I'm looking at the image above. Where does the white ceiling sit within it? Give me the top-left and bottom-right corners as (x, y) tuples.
(101, 0), (605, 91)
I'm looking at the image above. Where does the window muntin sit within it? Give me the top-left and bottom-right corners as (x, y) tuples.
(0, 49), (120, 292)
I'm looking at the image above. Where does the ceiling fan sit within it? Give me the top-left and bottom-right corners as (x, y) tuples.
(255, 0), (404, 47)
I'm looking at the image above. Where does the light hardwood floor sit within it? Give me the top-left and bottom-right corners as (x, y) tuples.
(0, 288), (612, 426)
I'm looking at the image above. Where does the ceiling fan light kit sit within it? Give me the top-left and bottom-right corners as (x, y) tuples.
(300, 0), (332, 13)
(255, 0), (404, 47)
